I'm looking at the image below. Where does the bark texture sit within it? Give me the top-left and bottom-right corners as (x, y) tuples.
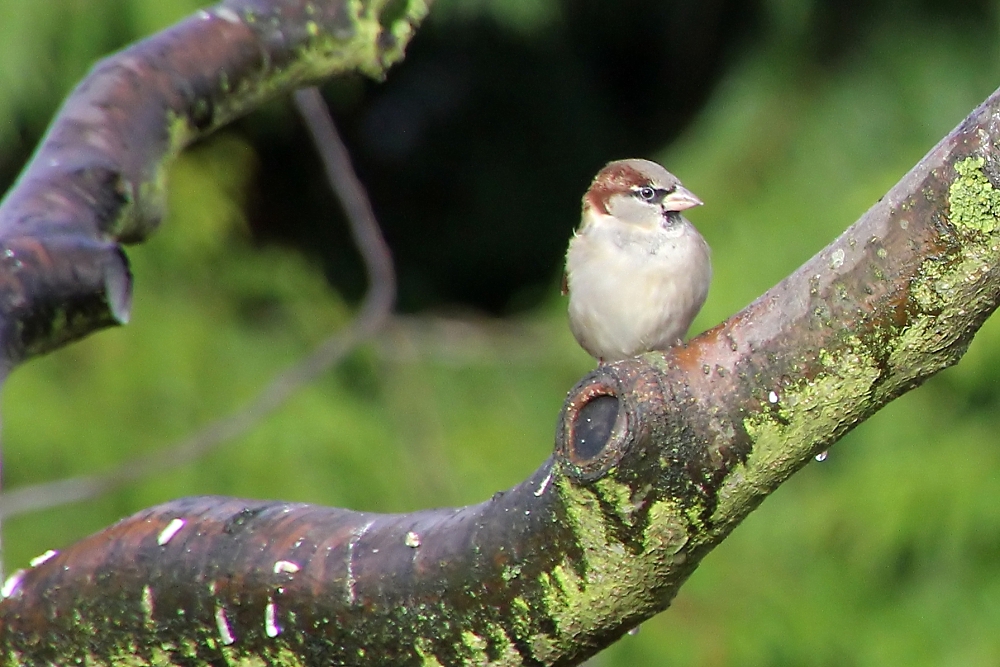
(4, 1), (1000, 666)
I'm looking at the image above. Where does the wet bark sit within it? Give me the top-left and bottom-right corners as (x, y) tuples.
(4, 1), (1000, 666)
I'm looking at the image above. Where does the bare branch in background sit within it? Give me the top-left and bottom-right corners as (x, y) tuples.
(0, 87), (396, 521)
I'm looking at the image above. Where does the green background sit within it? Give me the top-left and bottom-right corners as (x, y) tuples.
(3, 1), (1000, 664)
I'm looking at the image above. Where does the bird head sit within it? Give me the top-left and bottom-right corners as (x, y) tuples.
(582, 158), (702, 232)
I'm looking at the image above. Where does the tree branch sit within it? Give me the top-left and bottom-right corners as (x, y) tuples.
(4, 1), (1000, 665)
(0, 0), (427, 368)
(3, 84), (1000, 667)
(0, 86), (395, 520)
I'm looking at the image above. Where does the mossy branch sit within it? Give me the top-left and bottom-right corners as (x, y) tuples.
(0, 0), (429, 368)
(4, 1), (1000, 665)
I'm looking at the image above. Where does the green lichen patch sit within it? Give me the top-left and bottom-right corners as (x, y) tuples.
(890, 156), (1000, 389)
(713, 342), (881, 530)
(456, 629), (521, 667)
(532, 477), (689, 662)
(949, 156), (1000, 235)
(376, 596), (531, 667)
(386, 0), (430, 57)
(717, 155), (1000, 534)
(888, 248), (987, 387)
(380, 0), (430, 48)
(592, 477), (645, 528)
(415, 638), (445, 667)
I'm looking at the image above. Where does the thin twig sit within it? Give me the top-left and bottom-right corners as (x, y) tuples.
(0, 87), (396, 521)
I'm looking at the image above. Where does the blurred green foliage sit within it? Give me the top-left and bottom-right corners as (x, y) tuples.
(2, 1), (1000, 665)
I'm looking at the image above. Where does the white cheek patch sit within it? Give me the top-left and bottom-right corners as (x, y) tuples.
(608, 195), (660, 228)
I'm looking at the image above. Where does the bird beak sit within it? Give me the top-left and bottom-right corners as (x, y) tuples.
(662, 186), (703, 212)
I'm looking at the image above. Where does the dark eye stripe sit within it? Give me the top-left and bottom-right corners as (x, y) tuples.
(633, 186), (672, 203)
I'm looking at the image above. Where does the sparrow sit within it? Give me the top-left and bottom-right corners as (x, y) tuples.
(564, 158), (711, 363)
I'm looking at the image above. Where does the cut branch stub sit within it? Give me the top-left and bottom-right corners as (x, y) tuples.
(557, 359), (721, 521)
(0, 236), (130, 370)
(570, 393), (619, 462)
(557, 366), (638, 479)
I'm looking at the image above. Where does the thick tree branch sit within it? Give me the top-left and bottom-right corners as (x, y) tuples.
(3, 86), (1000, 664)
(0, 86), (395, 521)
(0, 0), (427, 369)
(4, 1), (1000, 666)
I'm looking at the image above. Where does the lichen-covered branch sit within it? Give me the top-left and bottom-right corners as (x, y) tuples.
(5, 1), (1000, 665)
(0, 0), (429, 368)
(4, 84), (1000, 665)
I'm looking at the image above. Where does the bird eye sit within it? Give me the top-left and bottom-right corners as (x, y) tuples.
(636, 186), (656, 202)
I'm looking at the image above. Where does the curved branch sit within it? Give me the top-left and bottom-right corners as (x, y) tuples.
(4, 85), (1000, 666)
(0, 87), (395, 521)
(4, 1), (1000, 665)
(0, 0), (427, 367)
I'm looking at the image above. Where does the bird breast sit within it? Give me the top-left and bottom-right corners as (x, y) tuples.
(566, 216), (711, 362)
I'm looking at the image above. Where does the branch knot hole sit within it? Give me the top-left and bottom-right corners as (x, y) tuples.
(558, 368), (638, 481)
(574, 395), (618, 461)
